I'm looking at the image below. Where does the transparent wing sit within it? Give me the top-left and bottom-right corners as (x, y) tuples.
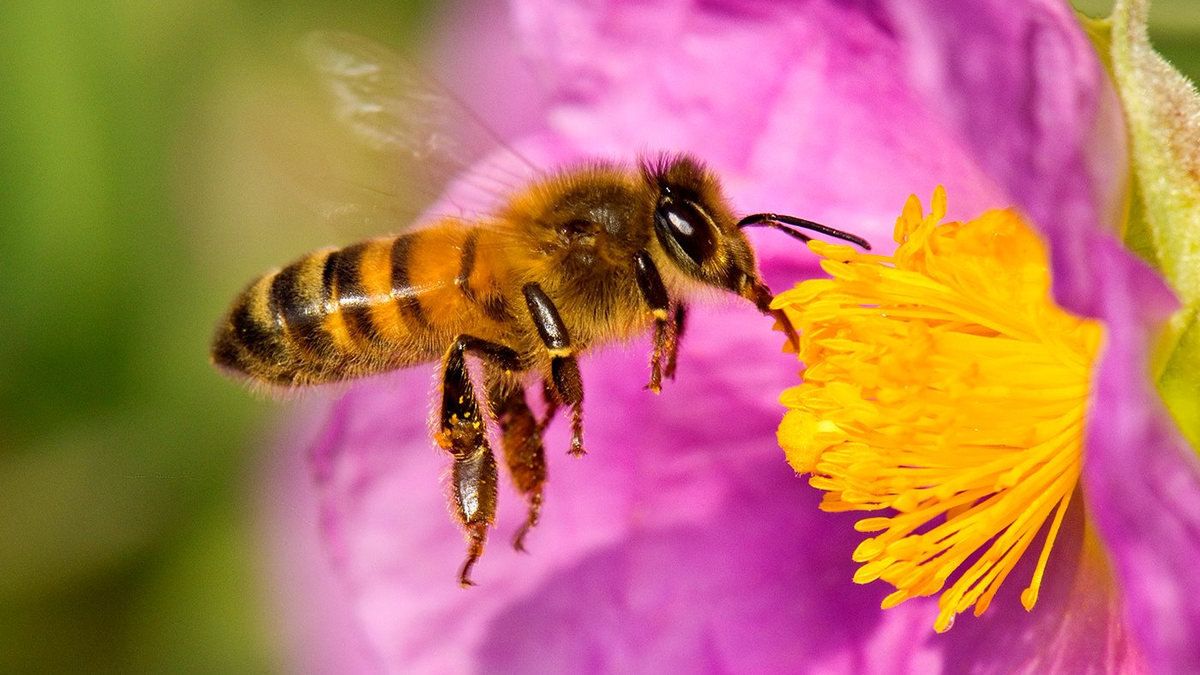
(300, 31), (539, 226)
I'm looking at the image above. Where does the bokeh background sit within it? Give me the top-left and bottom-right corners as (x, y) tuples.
(0, 1), (1195, 673)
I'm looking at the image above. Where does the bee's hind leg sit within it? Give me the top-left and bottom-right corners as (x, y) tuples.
(437, 335), (521, 587)
(485, 368), (547, 552)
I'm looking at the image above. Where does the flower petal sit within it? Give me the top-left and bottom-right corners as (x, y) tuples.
(932, 508), (1150, 675)
(264, 402), (382, 675)
(1081, 238), (1200, 675)
(510, 0), (1006, 254)
(882, 0), (1129, 312)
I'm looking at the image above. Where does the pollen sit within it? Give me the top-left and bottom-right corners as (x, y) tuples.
(773, 187), (1102, 632)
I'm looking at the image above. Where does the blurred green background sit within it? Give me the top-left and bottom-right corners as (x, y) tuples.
(0, 2), (441, 673)
(0, 1), (1195, 674)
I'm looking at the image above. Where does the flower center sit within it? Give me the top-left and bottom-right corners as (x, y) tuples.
(773, 187), (1103, 632)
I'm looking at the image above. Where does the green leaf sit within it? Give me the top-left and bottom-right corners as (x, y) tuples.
(1109, 0), (1200, 447)
(1158, 307), (1200, 447)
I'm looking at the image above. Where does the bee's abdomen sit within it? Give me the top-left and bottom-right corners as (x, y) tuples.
(212, 229), (474, 386)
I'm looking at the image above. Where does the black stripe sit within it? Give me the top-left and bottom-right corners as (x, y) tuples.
(308, 251), (344, 356)
(321, 250), (337, 302)
(270, 263), (313, 353)
(271, 256), (334, 357)
(455, 230), (510, 322)
(267, 264), (298, 326)
(332, 242), (380, 345)
(229, 293), (281, 367)
(456, 230), (479, 302)
(391, 235), (429, 327)
(481, 290), (511, 323)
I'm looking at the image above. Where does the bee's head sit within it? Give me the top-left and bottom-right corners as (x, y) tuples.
(640, 154), (871, 343)
(639, 154), (768, 306)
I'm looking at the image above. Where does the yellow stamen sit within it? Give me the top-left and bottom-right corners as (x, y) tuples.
(774, 187), (1103, 632)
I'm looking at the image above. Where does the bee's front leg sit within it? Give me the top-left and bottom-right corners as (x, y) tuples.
(522, 282), (585, 456)
(663, 304), (687, 381)
(633, 252), (682, 393)
(437, 335), (520, 587)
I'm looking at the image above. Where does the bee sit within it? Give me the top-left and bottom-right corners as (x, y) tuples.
(211, 33), (870, 586)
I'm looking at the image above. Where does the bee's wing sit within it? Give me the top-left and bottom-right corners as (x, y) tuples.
(300, 31), (539, 227)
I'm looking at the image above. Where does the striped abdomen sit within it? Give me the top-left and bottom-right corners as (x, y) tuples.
(211, 224), (511, 386)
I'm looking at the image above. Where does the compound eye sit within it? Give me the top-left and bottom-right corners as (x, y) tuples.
(654, 199), (716, 267)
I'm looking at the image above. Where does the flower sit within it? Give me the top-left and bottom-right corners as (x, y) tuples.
(775, 187), (1104, 633)
(276, 0), (1200, 674)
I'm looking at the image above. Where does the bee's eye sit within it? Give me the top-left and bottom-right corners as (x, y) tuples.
(654, 199), (716, 266)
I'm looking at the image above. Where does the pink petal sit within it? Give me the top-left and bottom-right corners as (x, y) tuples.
(262, 402), (382, 675)
(511, 0), (1004, 245)
(881, 0), (1129, 309)
(927, 501), (1150, 674)
(1081, 238), (1200, 675)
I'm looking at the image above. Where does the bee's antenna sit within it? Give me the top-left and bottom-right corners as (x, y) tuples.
(738, 213), (871, 250)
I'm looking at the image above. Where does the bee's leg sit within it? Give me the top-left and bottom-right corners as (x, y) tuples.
(633, 252), (673, 393)
(663, 304), (687, 381)
(537, 380), (559, 432)
(484, 369), (547, 552)
(522, 283), (585, 456)
(437, 335), (521, 587)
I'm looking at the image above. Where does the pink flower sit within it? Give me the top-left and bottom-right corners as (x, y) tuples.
(274, 1), (1200, 673)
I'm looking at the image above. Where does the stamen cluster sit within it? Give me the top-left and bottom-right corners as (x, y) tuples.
(774, 187), (1102, 631)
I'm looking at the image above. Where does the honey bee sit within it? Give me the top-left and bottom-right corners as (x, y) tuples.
(211, 33), (870, 586)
